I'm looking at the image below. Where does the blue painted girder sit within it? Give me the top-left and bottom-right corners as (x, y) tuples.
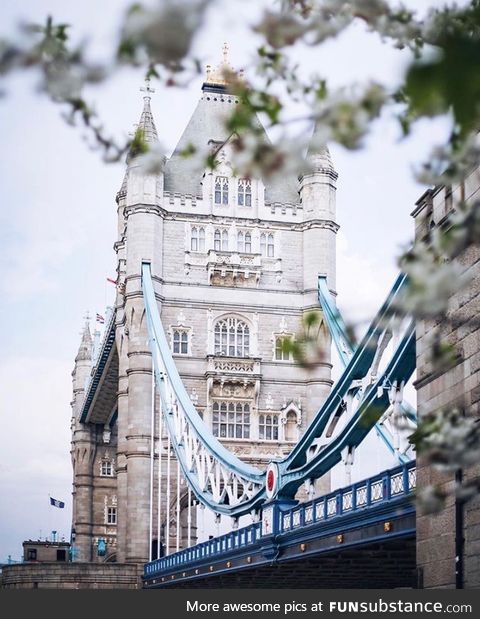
(142, 262), (416, 514)
(318, 276), (416, 463)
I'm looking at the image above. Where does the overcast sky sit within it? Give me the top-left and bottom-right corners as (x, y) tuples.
(0, 0), (456, 561)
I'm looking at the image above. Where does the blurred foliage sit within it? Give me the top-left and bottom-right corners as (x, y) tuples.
(3, 0), (480, 508)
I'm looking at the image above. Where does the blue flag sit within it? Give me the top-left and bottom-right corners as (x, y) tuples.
(50, 497), (65, 509)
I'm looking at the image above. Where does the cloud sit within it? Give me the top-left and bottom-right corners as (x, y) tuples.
(0, 200), (87, 301)
(0, 356), (72, 559)
(336, 230), (398, 334)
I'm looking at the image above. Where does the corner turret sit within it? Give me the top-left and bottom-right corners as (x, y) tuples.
(300, 126), (339, 290)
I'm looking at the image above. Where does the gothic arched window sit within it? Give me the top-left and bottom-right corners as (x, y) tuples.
(237, 231), (244, 253)
(214, 229), (221, 251)
(192, 227), (205, 252)
(237, 179), (252, 206)
(214, 317), (250, 357)
(191, 227), (198, 252)
(214, 228), (228, 251)
(221, 229), (228, 250)
(260, 233), (266, 256)
(173, 330), (189, 355)
(260, 232), (275, 257)
(245, 232), (252, 253)
(267, 233), (275, 257)
(214, 176), (229, 205)
(198, 227), (205, 251)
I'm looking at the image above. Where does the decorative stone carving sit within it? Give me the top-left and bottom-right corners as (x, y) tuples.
(265, 393), (273, 410)
(207, 250), (262, 287)
(102, 426), (111, 444)
(177, 310), (186, 326)
(190, 388), (199, 405)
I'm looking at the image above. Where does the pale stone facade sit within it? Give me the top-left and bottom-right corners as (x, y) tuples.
(70, 63), (339, 564)
(413, 167), (480, 588)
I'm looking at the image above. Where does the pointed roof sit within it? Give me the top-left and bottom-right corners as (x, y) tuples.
(75, 322), (92, 363)
(117, 80), (159, 201)
(305, 124), (336, 175)
(164, 89), (298, 203)
(136, 95), (158, 145)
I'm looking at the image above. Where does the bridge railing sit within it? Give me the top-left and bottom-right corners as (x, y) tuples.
(145, 521), (262, 578)
(144, 461), (416, 578)
(280, 461), (416, 534)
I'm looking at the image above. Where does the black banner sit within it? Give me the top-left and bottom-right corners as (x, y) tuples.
(1, 589), (480, 619)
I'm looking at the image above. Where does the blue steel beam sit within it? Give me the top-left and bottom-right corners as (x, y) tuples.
(318, 276), (416, 464)
(143, 263), (415, 515)
(278, 324), (416, 498)
(142, 262), (266, 516)
(318, 276), (416, 424)
(284, 274), (410, 472)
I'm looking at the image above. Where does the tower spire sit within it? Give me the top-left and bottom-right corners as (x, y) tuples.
(136, 77), (158, 144)
(305, 123), (336, 175)
(75, 318), (92, 363)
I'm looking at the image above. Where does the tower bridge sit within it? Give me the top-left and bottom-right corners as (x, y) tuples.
(66, 48), (480, 590)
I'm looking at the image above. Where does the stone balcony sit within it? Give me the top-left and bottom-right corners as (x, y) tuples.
(206, 250), (262, 286)
(205, 355), (261, 401)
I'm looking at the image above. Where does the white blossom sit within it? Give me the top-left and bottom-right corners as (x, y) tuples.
(120, 0), (211, 68)
(400, 244), (471, 318)
(137, 142), (167, 175)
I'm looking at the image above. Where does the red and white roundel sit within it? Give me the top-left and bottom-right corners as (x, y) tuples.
(265, 462), (279, 499)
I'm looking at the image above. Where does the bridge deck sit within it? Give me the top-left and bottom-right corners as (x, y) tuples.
(144, 463), (416, 589)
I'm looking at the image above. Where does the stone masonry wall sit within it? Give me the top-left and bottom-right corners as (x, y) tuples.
(414, 167), (480, 588)
(0, 563), (142, 589)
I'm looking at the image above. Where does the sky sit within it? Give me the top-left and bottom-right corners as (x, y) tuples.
(0, 0), (457, 561)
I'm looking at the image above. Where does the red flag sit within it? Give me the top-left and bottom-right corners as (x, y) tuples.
(96, 314), (105, 324)
(106, 277), (117, 285)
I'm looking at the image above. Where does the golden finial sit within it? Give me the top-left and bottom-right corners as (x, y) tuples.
(204, 42), (236, 86)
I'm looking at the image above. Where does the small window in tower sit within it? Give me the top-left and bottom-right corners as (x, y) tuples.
(198, 227), (205, 251)
(101, 461), (114, 477)
(260, 233), (266, 256)
(106, 507), (117, 525)
(191, 227), (198, 252)
(267, 233), (275, 257)
(214, 229), (221, 251)
(191, 227), (205, 252)
(238, 179), (252, 206)
(27, 549), (37, 561)
(212, 401), (250, 439)
(214, 228), (229, 252)
(221, 229), (228, 251)
(237, 231), (244, 253)
(275, 336), (291, 361)
(259, 414), (279, 441)
(215, 177), (229, 205)
(173, 330), (189, 355)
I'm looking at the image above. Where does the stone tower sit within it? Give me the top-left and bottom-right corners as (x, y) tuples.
(71, 50), (338, 564)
